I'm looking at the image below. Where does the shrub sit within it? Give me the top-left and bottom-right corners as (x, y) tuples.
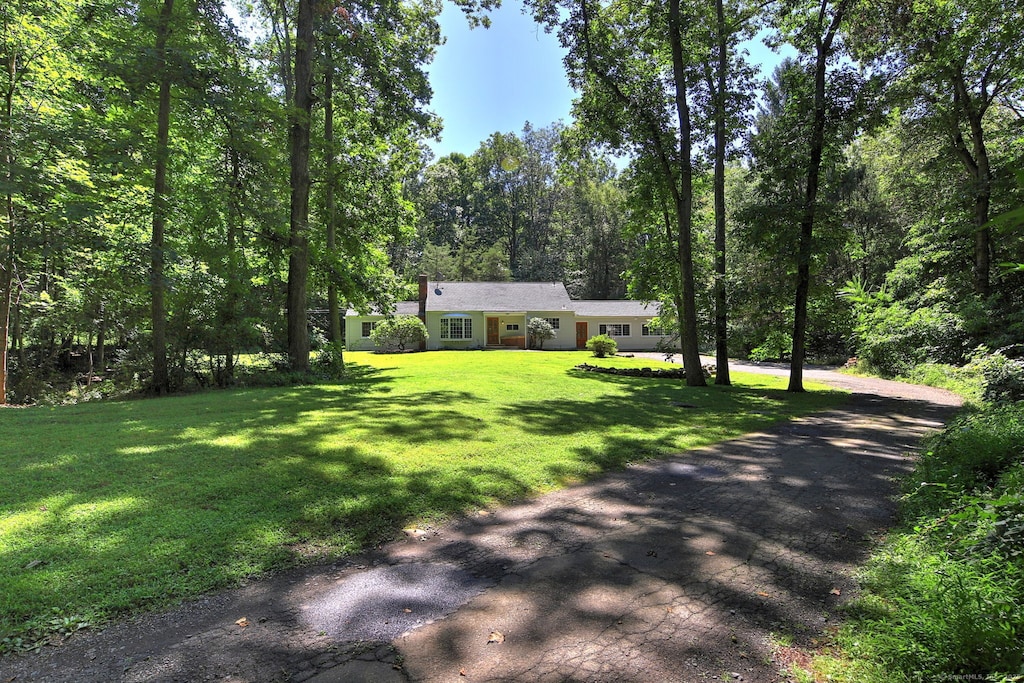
(586, 334), (617, 358)
(836, 403), (1024, 681)
(369, 315), (428, 353)
(895, 360), (985, 404)
(841, 279), (970, 377)
(980, 347), (1024, 404)
(905, 404), (1024, 515)
(857, 303), (968, 376)
(311, 342), (346, 379)
(845, 535), (1024, 678)
(748, 329), (791, 362)
(527, 318), (555, 349)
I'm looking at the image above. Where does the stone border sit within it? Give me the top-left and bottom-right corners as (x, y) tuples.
(574, 362), (715, 379)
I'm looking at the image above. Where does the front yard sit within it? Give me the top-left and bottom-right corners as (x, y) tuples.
(0, 351), (840, 649)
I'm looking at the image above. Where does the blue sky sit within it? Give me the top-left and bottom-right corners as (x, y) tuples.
(425, 4), (791, 159)
(425, 3), (572, 158)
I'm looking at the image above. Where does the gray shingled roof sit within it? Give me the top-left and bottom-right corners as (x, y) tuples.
(572, 300), (660, 317)
(344, 301), (419, 317)
(425, 281), (573, 312)
(347, 284), (656, 318)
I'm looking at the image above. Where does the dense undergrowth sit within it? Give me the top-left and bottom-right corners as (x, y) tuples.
(799, 401), (1024, 682)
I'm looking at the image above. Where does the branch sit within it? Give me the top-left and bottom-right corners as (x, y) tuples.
(577, 0), (679, 203)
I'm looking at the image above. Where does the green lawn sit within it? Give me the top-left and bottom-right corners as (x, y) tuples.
(0, 351), (841, 648)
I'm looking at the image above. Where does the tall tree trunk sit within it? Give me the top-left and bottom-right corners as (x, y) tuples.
(0, 202), (12, 406)
(1, 49), (16, 405)
(711, 0), (731, 386)
(96, 303), (106, 372)
(86, 330), (94, 386)
(324, 44), (344, 354)
(225, 141), (241, 382)
(286, 0), (315, 372)
(789, 1), (846, 392)
(668, 0), (706, 387)
(950, 71), (992, 298)
(150, 0), (175, 395)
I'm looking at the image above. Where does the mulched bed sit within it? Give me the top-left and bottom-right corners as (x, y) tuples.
(574, 362), (715, 379)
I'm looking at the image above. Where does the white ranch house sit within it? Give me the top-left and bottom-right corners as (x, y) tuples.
(345, 277), (671, 352)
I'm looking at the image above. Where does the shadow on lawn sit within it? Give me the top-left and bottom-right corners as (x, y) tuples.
(392, 391), (963, 683)
(0, 360), (840, 636)
(503, 368), (847, 477)
(0, 365), (529, 631)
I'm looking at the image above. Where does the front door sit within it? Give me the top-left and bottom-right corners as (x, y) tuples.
(575, 321), (588, 349)
(487, 317), (500, 345)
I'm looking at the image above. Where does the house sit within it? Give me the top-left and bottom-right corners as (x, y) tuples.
(345, 276), (671, 352)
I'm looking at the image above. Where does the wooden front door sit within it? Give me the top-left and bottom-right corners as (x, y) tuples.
(575, 321), (588, 349)
(487, 317), (500, 345)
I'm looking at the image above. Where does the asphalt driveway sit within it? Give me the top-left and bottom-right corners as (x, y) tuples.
(0, 365), (962, 683)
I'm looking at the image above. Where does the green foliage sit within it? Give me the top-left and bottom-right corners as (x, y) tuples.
(845, 534), (1023, 678)
(895, 362), (985, 404)
(906, 405), (1024, 513)
(527, 317), (556, 349)
(369, 315), (428, 353)
(586, 334), (618, 358)
(835, 404), (1024, 681)
(311, 342), (346, 380)
(0, 351), (842, 647)
(748, 330), (792, 362)
(843, 279), (969, 376)
(979, 348), (1024, 404)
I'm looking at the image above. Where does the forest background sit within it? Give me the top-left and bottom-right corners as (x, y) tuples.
(1, 0), (1022, 403)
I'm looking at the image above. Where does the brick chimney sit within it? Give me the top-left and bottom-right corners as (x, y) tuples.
(418, 274), (428, 351)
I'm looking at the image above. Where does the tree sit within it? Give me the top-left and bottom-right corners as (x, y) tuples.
(555, 139), (632, 298)
(284, 0), (315, 373)
(701, 0), (758, 385)
(772, 0), (857, 391)
(149, 0), (176, 394)
(369, 314), (427, 352)
(470, 125), (560, 278)
(852, 0), (1024, 298)
(1, 0), (87, 403)
(527, 316), (555, 348)
(530, 0), (709, 386)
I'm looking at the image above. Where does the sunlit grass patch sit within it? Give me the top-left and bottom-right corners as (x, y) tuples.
(1, 350), (842, 650)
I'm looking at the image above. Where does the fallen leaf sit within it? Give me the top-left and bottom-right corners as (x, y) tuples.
(487, 630), (505, 644)
(24, 559), (42, 569)
(830, 587), (841, 596)
(235, 617), (249, 628)
(705, 551), (716, 556)
(478, 510), (489, 516)
(403, 608), (412, 613)
(757, 591), (770, 597)
(39, 506), (48, 511)
(459, 668), (467, 677)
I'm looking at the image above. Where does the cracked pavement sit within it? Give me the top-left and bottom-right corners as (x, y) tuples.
(0, 364), (962, 683)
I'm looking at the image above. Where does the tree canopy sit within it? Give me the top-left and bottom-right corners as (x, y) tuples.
(2, 0), (1023, 404)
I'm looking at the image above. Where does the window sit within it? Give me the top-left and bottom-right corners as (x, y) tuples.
(642, 324), (665, 336)
(361, 321), (378, 338)
(506, 323), (520, 331)
(542, 317), (560, 330)
(599, 323), (631, 337)
(441, 317), (473, 340)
